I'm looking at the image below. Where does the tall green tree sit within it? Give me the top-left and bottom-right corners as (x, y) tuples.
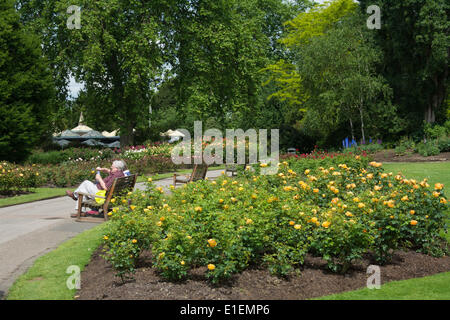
(18, 0), (167, 146)
(265, 0), (398, 144)
(264, 0), (356, 113)
(169, 0), (309, 132)
(300, 12), (395, 143)
(358, 0), (449, 127)
(0, 0), (54, 162)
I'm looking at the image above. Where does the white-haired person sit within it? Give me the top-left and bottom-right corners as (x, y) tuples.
(66, 160), (127, 217)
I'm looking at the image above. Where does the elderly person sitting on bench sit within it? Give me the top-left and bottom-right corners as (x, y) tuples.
(66, 160), (126, 216)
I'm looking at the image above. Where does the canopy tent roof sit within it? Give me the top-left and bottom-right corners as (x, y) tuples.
(52, 113), (120, 148)
(54, 139), (71, 147)
(71, 124), (94, 134)
(81, 139), (105, 146)
(102, 129), (119, 137)
(59, 130), (80, 138)
(71, 112), (93, 134)
(83, 130), (105, 138)
(161, 129), (185, 137)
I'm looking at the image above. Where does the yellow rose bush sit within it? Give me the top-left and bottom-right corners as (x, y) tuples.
(0, 162), (43, 193)
(101, 157), (448, 283)
(101, 179), (164, 281)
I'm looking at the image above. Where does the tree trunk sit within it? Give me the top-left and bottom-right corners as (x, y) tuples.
(119, 119), (134, 147)
(349, 118), (355, 141)
(424, 103), (435, 124)
(425, 65), (448, 124)
(359, 106), (365, 144)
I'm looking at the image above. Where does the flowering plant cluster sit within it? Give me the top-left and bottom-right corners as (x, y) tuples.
(101, 157), (448, 283)
(0, 162), (43, 193)
(121, 143), (174, 161)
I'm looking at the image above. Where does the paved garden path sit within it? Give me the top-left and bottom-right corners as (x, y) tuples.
(0, 169), (225, 299)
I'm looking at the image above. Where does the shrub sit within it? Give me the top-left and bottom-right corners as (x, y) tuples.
(395, 137), (415, 156)
(121, 143), (174, 161)
(0, 162), (43, 193)
(424, 122), (447, 140)
(101, 157), (448, 283)
(342, 143), (384, 155)
(101, 179), (163, 281)
(27, 148), (115, 165)
(437, 136), (450, 152)
(416, 141), (440, 157)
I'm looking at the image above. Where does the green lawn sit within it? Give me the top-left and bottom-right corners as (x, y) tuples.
(0, 188), (67, 208)
(315, 271), (450, 300)
(6, 223), (108, 300)
(382, 162), (450, 188)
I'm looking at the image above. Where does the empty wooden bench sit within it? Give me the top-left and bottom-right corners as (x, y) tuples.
(75, 174), (137, 222)
(225, 161), (249, 177)
(173, 163), (209, 187)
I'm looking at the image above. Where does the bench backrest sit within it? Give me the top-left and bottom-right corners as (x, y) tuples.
(106, 174), (137, 199)
(190, 164), (208, 182)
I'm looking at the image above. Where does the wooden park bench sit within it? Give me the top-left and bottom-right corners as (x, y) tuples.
(173, 163), (209, 187)
(75, 174), (137, 223)
(225, 163), (239, 176)
(225, 160), (249, 177)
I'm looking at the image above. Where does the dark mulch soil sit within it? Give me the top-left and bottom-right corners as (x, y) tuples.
(76, 247), (450, 300)
(372, 150), (450, 163)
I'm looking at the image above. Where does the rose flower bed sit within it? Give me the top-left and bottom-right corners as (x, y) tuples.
(0, 162), (43, 194)
(101, 157), (449, 283)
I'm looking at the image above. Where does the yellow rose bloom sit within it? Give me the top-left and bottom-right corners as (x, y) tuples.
(208, 239), (217, 248)
(322, 221), (331, 228)
(435, 183), (444, 190)
(207, 264), (215, 270)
